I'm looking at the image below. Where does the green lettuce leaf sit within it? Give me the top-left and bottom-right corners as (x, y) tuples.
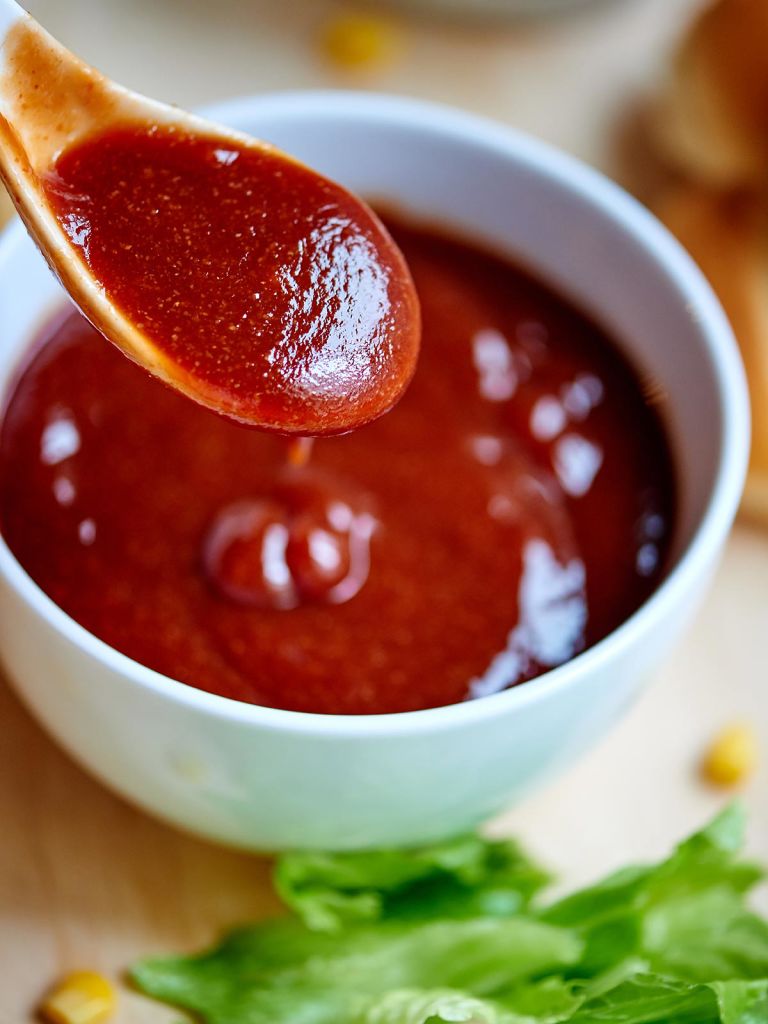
(275, 833), (550, 932)
(356, 988), (519, 1024)
(544, 806), (759, 927)
(357, 982), (584, 1024)
(567, 975), (723, 1023)
(132, 916), (581, 1024)
(541, 806), (767, 978)
(132, 806), (768, 1024)
(712, 980), (768, 1024)
(496, 977), (585, 1022)
(567, 975), (768, 1024)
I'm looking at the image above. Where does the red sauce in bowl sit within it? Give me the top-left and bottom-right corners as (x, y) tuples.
(42, 126), (420, 434)
(0, 217), (675, 715)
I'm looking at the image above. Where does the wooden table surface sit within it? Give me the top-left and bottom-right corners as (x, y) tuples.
(3, 0), (767, 1020)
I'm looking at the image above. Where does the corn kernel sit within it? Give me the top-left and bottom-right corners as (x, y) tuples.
(40, 971), (116, 1024)
(701, 723), (757, 787)
(321, 13), (399, 70)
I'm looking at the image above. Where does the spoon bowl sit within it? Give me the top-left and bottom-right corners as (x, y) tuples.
(0, 4), (420, 433)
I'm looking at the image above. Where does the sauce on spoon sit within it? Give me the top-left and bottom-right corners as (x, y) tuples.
(0, 15), (420, 434)
(43, 125), (420, 434)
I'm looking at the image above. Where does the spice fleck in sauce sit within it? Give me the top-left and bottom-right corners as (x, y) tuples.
(0, 218), (675, 715)
(42, 126), (420, 434)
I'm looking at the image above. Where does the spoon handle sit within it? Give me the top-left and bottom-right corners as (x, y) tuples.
(0, 2), (79, 173)
(0, 4), (180, 180)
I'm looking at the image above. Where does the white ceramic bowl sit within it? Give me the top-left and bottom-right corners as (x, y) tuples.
(0, 93), (749, 850)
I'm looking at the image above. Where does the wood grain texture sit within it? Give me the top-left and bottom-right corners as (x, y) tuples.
(3, 0), (765, 1020)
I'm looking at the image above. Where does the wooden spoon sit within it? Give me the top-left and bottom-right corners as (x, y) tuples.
(0, 2), (420, 434)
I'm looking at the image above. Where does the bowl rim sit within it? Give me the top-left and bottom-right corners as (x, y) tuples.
(0, 90), (750, 738)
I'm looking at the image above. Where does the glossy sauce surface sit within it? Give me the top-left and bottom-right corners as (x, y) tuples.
(43, 126), (420, 434)
(0, 219), (675, 715)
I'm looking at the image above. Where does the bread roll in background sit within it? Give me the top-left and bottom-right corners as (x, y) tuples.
(652, 0), (768, 523)
(657, 186), (768, 523)
(655, 0), (768, 188)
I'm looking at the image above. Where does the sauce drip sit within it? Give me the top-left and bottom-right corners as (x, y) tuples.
(42, 126), (420, 434)
(202, 468), (376, 610)
(0, 218), (675, 715)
